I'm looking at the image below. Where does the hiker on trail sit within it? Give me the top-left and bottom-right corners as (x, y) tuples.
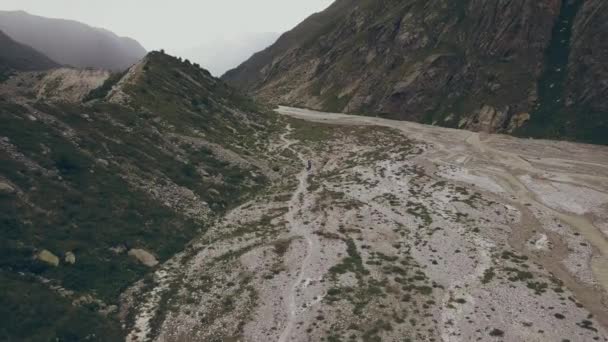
(307, 160), (312, 171)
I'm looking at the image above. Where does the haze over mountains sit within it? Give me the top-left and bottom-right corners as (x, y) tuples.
(0, 10), (147, 71)
(0, 10), (281, 78)
(224, 0), (608, 144)
(0, 29), (59, 73)
(178, 32), (280, 77)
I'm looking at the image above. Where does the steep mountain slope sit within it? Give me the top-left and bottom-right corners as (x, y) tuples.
(0, 29), (59, 83)
(0, 10), (147, 71)
(223, 0), (608, 144)
(519, 0), (608, 143)
(0, 51), (278, 341)
(0, 30), (59, 71)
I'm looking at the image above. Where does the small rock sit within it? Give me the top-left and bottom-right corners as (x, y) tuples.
(507, 112), (531, 132)
(37, 250), (60, 267)
(109, 245), (127, 254)
(100, 305), (118, 316)
(0, 182), (15, 194)
(65, 251), (76, 264)
(96, 158), (109, 167)
(128, 249), (159, 267)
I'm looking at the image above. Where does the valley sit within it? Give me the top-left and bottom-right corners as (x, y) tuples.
(124, 106), (608, 341)
(1, 1), (607, 340)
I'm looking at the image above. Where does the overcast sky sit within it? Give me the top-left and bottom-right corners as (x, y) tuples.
(0, 0), (334, 51)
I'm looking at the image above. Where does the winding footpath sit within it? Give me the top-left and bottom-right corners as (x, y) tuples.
(278, 124), (315, 342)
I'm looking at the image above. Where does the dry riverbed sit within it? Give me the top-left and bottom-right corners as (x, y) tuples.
(123, 106), (608, 342)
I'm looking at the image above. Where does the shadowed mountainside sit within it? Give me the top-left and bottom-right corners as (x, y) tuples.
(0, 29), (59, 80)
(0, 10), (147, 71)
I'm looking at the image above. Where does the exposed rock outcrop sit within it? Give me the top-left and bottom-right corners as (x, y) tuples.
(1, 68), (110, 103)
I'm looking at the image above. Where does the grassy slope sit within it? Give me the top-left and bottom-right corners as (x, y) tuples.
(0, 52), (274, 340)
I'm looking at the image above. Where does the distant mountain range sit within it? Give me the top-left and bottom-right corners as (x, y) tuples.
(0, 10), (146, 71)
(224, 0), (608, 145)
(177, 32), (280, 77)
(0, 29), (59, 74)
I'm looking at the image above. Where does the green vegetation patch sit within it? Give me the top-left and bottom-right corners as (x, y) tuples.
(0, 271), (124, 341)
(0, 51), (275, 340)
(83, 70), (127, 102)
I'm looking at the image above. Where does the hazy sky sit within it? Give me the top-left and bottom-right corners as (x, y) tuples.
(0, 0), (335, 51)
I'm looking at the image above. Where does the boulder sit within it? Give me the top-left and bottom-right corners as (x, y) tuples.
(128, 249), (159, 267)
(64, 251), (76, 264)
(508, 112), (531, 132)
(0, 182), (15, 194)
(96, 158), (109, 167)
(37, 250), (60, 266)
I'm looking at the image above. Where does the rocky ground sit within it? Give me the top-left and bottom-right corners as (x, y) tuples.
(124, 106), (608, 342)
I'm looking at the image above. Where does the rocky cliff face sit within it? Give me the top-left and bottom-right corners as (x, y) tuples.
(568, 0), (608, 114)
(224, 0), (607, 144)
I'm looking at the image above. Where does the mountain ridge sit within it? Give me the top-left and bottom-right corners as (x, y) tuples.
(0, 10), (147, 71)
(223, 0), (608, 145)
(0, 50), (278, 340)
(0, 29), (59, 76)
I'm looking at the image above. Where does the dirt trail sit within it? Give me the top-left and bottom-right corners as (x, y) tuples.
(278, 124), (315, 342)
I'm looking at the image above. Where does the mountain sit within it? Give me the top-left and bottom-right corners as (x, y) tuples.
(178, 32), (280, 76)
(0, 51), (276, 340)
(0, 29), (59, 74)
(0, 10), (147, 71)
(223, 0), (608, 145)
(2, 31), (608, 342)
